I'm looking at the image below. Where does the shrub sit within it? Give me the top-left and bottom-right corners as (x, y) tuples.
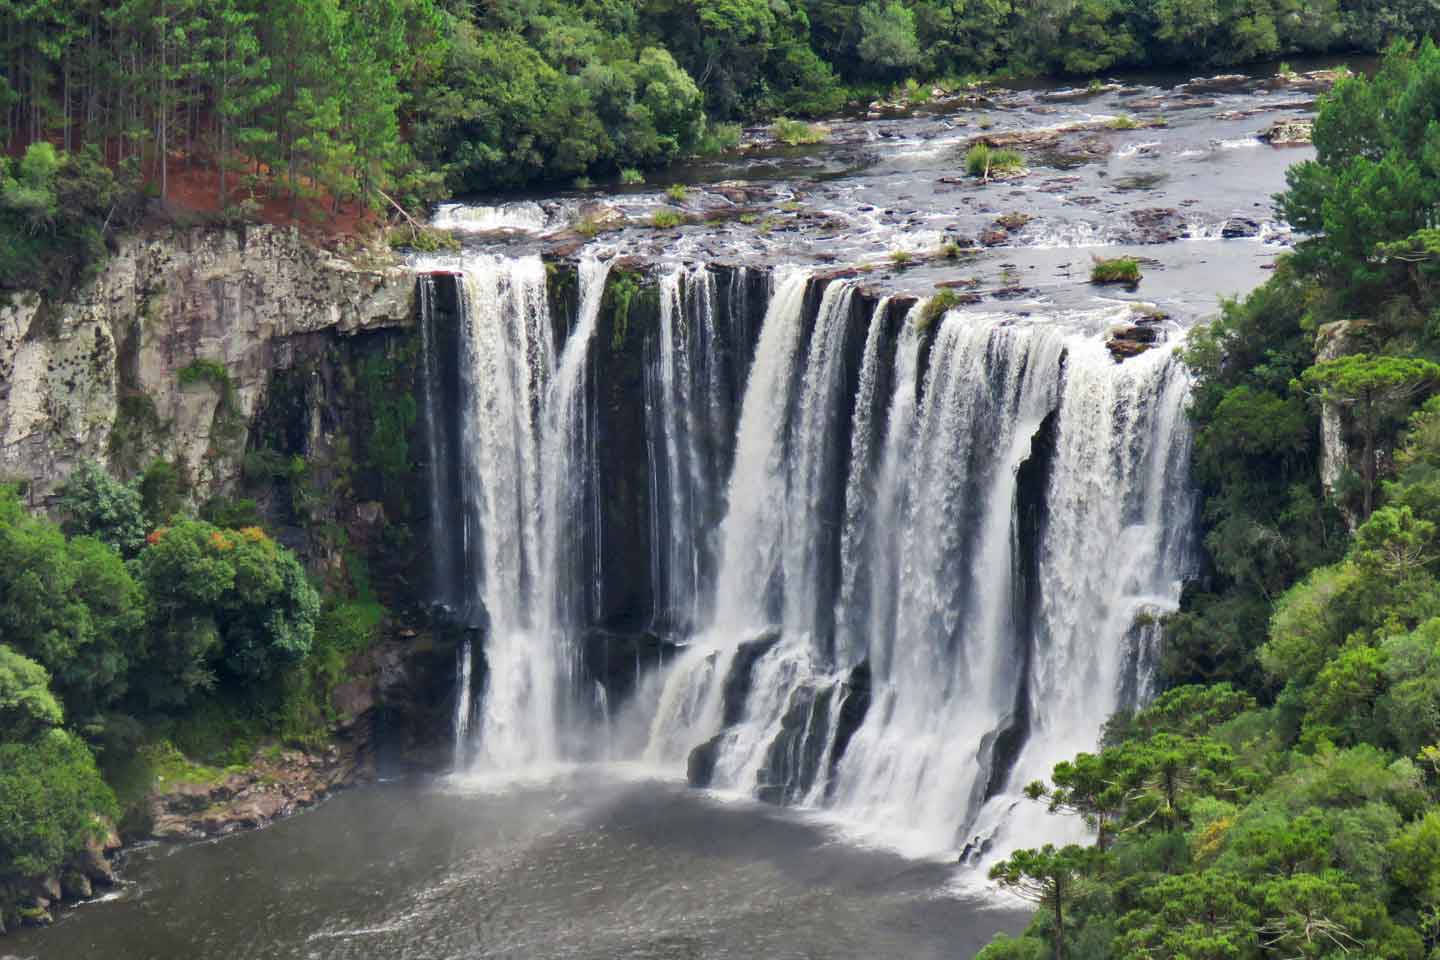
(177, 357), (231, 391)
(1090, 256), (1142, 285)
(57, 462), (148, 557)
(573, 175), (594, 190)
(573, 213), (626, 238)
(694, 122), (743, 155)
(619, 167), (645, 185)
(0, 486), (145, 721)
(665, 183), (689, 203)
(0, 646), (64, 740)
(650, 208), (684, 228)
(0, 144), (140, 296)
(771, 117), (829, 145)
(1108, 115), (1142, 129)
(901, 78), (932, 105)
(133, 520), (320, 705)
(890, 249), (914, 266)
(138, 458), (187, 526)
(0, 730), (116, 883)
(386, 226), (459, 253)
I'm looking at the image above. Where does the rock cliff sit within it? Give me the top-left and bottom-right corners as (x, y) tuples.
(0, 225), (413, 502)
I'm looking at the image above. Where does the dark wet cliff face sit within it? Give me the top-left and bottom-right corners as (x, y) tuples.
(421, 264), (918, 713)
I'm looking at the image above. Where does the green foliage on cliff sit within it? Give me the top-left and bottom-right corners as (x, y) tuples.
(0, 144), (140, 296)
(0, 476), (376, 896)
(135, 521), (319, 702)
(57, 462), (149, 559)
(0, 730), (116, 883)
(983, 41), (1440, 960)
(0, 647), (64, 742)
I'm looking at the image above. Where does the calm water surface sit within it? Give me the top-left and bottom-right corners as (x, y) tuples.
(5, 770), (1026, 959)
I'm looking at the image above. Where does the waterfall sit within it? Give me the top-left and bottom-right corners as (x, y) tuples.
(631, 287), (1194, 856)
(423, 252), (1195, 859)
(963, 334), (1196, 863)
(645, 265), (729, 636)
(448, 252), (611, 770)
(641, 268), (814, 767)
(825, 312), (1069, 854)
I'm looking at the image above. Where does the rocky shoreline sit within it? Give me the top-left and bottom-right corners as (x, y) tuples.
(3, 741), (372, 932)
(145, 743), (370, 843)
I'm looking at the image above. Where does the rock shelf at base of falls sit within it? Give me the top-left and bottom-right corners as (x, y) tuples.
(0, 827), (121, 932)
(145, 744), (369, 842)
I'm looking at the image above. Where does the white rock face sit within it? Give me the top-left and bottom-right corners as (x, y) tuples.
(1315, 318), (1368, 530)
(0, 225), (413, 501)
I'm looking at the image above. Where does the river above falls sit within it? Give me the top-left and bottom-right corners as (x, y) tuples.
(3, 771), (1026, 959)
(424, 60), (1346, 326)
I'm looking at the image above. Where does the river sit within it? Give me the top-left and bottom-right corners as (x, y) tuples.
(4, 770), (1026, 959)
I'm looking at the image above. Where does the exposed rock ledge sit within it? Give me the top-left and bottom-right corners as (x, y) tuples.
(0, 225), (413, 502)
(5, 744), (368, 930)
(3, 824), (121, 931)
(147, 743), (370, 842)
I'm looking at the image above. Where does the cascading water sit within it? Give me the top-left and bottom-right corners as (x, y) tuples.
(645, 265), (732, 636)
(963, 333), (1195, 863)
(445, 251), (612, 770)
(632, 288), (1195, 856)
(639, 269), (815, 767)
(424, 253), (1195, 862)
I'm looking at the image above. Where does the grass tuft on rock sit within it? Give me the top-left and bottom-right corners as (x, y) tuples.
(916, 288), (962, 331)
(771, 117), (829, 145)
(1090, 256), (1142, 285)
(965, 144), (1024, 179)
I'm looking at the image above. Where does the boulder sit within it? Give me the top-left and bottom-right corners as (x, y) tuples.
(1260, 117), (1313, 145)
(79, 835), (116, 885)
(32, 876), (61, 903)
(687, 734), (724, 788)
(1107, 338), (1154, 361)
(61, 870), (93, 901)
(1125, 207), (1187, 244)
(1222, 217), (1262, 239)
(19, 905), (54, 927)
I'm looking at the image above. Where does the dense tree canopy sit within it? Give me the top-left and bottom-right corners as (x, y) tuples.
(982, 40), (1440, 960)
(0, 479), (338, 924)
(3, 0), (1435, 216)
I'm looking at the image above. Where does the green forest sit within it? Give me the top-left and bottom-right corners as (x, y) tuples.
(0, 460), (389, 924)
(2, 0), (1437, 225)
(979, 39), (1440, 960)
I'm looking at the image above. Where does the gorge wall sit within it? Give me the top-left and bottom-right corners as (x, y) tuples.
(0, 226), (460, 772)
(0, 225), (411, 503)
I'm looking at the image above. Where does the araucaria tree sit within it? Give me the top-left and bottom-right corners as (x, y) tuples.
(1296, 355), (1440, 518)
